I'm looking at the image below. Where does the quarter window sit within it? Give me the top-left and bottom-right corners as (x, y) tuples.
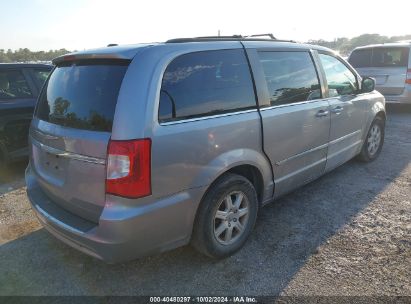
(159, 49), (256, 122)
(372, 47), (409, 67)
(32, 69), (51, 87)
(258, 51), (321, 106)
(319, 54), (358, 97)
(0, 70), (32, 99)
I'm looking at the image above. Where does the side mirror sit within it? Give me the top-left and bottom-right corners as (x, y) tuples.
(361, 77), (376, 93)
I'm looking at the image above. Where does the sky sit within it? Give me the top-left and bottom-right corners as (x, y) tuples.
(0, 0), (409, 51)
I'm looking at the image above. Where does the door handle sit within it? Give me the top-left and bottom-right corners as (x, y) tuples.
(331, 106), (343, 114)
(315, 109), (329, 117)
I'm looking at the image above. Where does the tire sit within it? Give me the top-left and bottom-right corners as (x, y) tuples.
(191, 173), (258, 258)
(357, 116), (385, 162)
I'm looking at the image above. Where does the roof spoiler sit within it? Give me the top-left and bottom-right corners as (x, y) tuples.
(53, 53), (133, 65)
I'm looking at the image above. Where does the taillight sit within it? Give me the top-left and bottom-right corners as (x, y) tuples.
(106, 139), (151, 198)
(406, 69), (411, 84)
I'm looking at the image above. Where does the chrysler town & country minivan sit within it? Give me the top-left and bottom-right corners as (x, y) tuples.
(26, 36), (386, 262)
(348, 42), (411, 104)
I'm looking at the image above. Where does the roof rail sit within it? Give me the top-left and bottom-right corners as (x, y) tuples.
(166, 35), (243, 43)
(246, 33), (276, 39)
(166, 34), (295, 44)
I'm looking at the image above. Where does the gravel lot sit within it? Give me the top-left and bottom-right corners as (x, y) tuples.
(0, 161), (26, 196)
(0, 106), (410, 296)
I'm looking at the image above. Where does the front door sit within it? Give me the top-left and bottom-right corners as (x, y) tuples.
(317, 53), (366, 172)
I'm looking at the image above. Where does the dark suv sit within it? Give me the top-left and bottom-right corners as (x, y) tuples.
(0, 63), (52, 169)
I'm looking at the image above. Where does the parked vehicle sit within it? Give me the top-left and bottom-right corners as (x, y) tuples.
(25, 36), (385, 263)
(348, 42), (411, 104)
(0, 64), (52, 170)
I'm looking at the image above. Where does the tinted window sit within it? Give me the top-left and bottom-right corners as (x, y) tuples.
(0, 70), (32, 99)
(349, 49), (372, 68)
(159, 49), (255, 122)
(349, 47), (410, 68)
(36, 60), (128, 132)
(258, 51), (321, 106)
(32, 69), (51, 87)
(319, 54), (358, 97)
(372, 47), (409, 67)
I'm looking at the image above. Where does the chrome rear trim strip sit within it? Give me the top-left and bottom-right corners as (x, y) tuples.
(32, 129), (59, 140)
(31, 137), (105, 165)
(159, 109), (258, 126)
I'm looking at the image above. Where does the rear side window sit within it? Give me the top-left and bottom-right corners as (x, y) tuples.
(36, 60), (129, 132)
(0, 70), (32, 99)
(159, 49), (256, 122)
(349, 47), (409, 68)
(319, 53), (358, 97)
(372, 47), (409, 67)
(348, 49), (372, 68)
(258, 51), (321, 106)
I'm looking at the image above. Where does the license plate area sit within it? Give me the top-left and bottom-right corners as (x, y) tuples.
(32, 144), (68, 183)
(43, 153), (66, 178)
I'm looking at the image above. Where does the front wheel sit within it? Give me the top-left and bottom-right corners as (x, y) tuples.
(358, 116), (385, 162)
(191, 174), (258, 258)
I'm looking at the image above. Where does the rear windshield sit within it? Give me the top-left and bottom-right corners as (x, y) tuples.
(35, 60), (129, 132)
(349, 47), (410, 68)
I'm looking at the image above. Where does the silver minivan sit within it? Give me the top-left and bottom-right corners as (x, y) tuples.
(348, 42), (411, 104)
(26, 36), (386, 263)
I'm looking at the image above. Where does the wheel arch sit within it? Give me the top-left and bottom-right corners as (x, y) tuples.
(203, 164), (266, 206)
(191, 148), (274, 207)
(375, 110), (386, 122)
(362, 98), (386, 143)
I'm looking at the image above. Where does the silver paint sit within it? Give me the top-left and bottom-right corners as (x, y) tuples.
(26, 40), (386, 262)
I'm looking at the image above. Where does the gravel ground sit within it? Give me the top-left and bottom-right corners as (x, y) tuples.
(0, 161), (26, 196)
(0, 106), (410, 296)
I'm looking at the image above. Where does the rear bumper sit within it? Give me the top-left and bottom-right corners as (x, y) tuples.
(25, 164), (206, 263)
(383, 85), (411, 104)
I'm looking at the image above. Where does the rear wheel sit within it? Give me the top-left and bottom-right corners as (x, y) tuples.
(191, 174), (258, 258)
(358, 116), (385, 162)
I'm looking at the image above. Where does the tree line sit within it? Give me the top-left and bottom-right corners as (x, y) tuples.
(0, 48), (71, 63)
(1, 33), (411, 63)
